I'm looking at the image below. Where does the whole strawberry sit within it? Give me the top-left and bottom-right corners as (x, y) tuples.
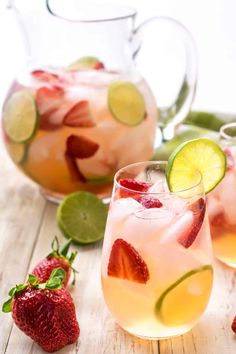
(32, 236), (77, 286)
(2, 268), (80, 353)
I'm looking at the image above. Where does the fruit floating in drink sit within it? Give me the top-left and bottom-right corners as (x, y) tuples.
(101, 138), (226, 339)
(207, 122), (236, 267)
(2, 57), (157, 201)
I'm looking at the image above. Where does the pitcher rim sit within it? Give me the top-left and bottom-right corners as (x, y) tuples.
(46, 2), (137, 23)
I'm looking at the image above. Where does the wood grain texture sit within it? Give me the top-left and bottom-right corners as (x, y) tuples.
(0, 141), (236, 354)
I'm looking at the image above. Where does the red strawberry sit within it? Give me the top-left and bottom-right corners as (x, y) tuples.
(178, 198), (206, 248)
(108, 238), (150, 284)
(119, 178), (151, 199)
(232, 316), (236, 333)
(32, 237), (77, 286)
(224, 148), (234, 170)
(36, 87), (64, 130)
(93, 61), (104, 70)
(65, 151), (87, 182)
(138, 195), (163, 208)
(66, 134), (99, 159)
(31, 69), (59, 81)
(2, 269), (80, 353)
(63, 100), (95, 128)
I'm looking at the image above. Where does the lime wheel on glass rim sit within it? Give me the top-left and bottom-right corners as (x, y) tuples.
(165, 138), (226, 194)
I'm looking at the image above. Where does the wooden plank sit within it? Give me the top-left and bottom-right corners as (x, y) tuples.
(0, 145), (46, 353)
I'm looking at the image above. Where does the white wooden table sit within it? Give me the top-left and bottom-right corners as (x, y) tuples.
(0, 141), (235, 354)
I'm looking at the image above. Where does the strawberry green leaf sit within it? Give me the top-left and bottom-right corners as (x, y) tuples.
(60, 238), (72, 257)
(43, 268), (66, 290)
(2, 298), (12, 313)
(28, 274), (38, 286)
(51, 235), (60, 254)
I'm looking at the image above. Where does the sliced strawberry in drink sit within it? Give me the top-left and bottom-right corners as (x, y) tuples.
(93, 61), (105, 70)
(224, 148), (234, 170)
(138, 195), (163, 209)
(36, 87), (65, 130)
(232, 316), (236, 333)
(63, 100), (95, 128)
(118, 178), (151, 199)
(66, 134), (99, 159)
(108, 238), (150, 284)
(210, 211), (226, 227)
(65, 151), (86, 182)
(178, 198), (206, 248)
(31, 70), (59, 83)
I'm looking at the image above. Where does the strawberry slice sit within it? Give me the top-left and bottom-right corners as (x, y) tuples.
(65, 151), (86, 182)
(93, 61), (104, 70)
(31, 70), (59, 83)
(108, 238), (149, 284)
(66, 135), (99, 159)
(119, 178), (151, 199)
(138, 195), (163, 208)
(63, 100), (95, 128)
(224, 148), (234, 170)
(36, 87), (65, 130)
(178, 198), (206, 248)
(232, 316), (236, 333)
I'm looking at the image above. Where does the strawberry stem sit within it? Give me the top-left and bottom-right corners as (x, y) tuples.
(60, 238), (72, 257)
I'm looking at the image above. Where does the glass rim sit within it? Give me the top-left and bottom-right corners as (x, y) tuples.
(114, 161), (204, 196)
(220, 122), (236, 140)
(46, 2), (137, 23)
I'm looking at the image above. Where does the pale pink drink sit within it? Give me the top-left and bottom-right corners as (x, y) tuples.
(208, 122), (236, 267)
(101, 161), (213, 339)
(2, 66), (157, 201)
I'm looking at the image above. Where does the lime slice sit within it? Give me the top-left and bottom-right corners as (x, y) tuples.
(155, 265), (213, 326)
(57, 191), (108, 244)
(3, 91), (38, 143)
(108, 82), (146, 126)
(6, 141), (27, 164)
(67, 56), (103, 70)
(166, 138), (226, 193)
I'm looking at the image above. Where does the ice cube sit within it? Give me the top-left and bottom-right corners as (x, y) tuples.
(161, 194), (187, 215)
(160, 210), (194, 244)
(122, 207), (174, 248)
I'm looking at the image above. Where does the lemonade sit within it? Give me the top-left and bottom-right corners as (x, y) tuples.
(207, 123), (236, 267)
(2, 62), (157, 201)
(101, 139), (226, 339)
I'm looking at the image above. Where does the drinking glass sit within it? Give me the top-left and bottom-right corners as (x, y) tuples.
(101, 161), (213, 339)
(208, 122), (236, 267)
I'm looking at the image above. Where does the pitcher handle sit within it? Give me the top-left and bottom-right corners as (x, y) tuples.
(133, 16), (198, 141)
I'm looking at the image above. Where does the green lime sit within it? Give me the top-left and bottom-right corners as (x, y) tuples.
(67, 56), (103, 70)
(155, 265), (213, 326)
(166, 138), (226, 194)
(6, 141), (27, 164)
(57, 192), (108, 245)
(3, 91), (38, 143)
(108, 82), (146, 126)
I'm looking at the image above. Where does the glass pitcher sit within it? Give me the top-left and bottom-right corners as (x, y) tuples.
(2, 1), (197, 202)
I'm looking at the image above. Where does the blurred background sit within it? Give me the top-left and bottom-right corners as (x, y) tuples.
(0, 0), (235, 114)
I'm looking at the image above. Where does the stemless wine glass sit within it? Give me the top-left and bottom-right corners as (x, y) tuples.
(207, 122), (236, 267)
(101, 161), (213, 339)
